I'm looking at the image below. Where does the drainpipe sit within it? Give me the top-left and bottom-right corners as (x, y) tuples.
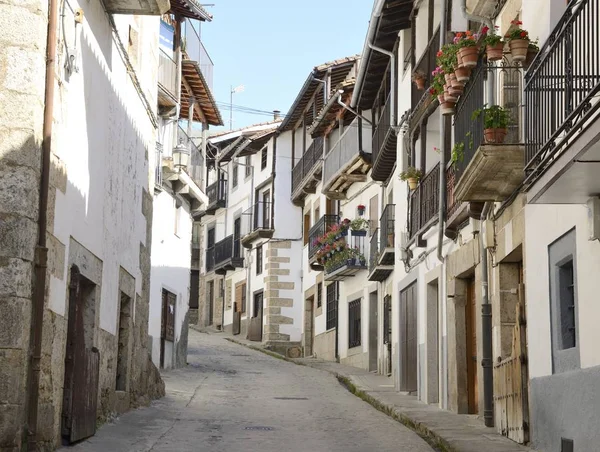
(460, 0), (493, 31)
(436, 0), (448, 263)
(480, 201), (493, 427)
(368, 43), (396, 129)
(336, 93), (373, 125)
(312, 75), (328, 104)
(27, 0), (58, 446)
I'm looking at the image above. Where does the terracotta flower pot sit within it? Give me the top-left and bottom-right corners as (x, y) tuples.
(441, 101), (456, 116)
(460, 46), (479, 68)
(451, 78), (464, 89)
(414, 77), (426, 90)
(454, 66), (471, 83)
(484, 128), (508, 143)
(523, 48), (538, 69)
(509, 39), (529, 62)
(449, 85), (463, 98)
(443, 88), (458, 103)
(407, 178), (419, 190)
(456, 51), (464, 68)
(486, 42), (505, 61)
(437, 94), (446, 104)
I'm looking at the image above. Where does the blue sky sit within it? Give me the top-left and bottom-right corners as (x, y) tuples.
(199, 0), (374, 131)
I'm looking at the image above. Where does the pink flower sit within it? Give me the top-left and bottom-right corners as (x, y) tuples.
(481, 26), (489, 35)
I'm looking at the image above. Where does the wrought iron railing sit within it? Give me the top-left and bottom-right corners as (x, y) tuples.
(452, 60), (522, 182)
(158, 49), (177, 98)
(369, 229), (379, 274)
(323, 117), (370, 188)
(324, 233), (368, 274)
(242, 201), (273, 237)
(214, 235), (234, 266)
(155, 142), (163, 187)
(372, 93), (391, 165)
(205, 246), (215, 272)
(292, 137), (324, 194)
(183, 19), (214, 90)
(308, 214), (339, 259)
(409, 163), (440, 239)
(178, 125), (204, 189)
(348, 299), (361, 348)
(380, 204), (395, 252)
(411, 27), (440, 112)
(207, 178), (227, 207)
(524, 0), (600, 178)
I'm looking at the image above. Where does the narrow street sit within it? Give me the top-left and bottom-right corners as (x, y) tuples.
(64, 330), (433, 452)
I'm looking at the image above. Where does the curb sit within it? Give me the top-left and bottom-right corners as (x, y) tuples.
(225, 336), (453, 452)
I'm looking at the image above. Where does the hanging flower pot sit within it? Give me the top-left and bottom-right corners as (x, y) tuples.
(414, 77), (426, 90)
(486, 42), (505, 61)
(456, 51), (464, 68)
(357, 204), (366, 216)
(407, 177), (419, 190)
(523, 44), (539, 69)
(509, 39), (529, 62)
(441, 101), (456, 116)
(443, 88), (458, 103)
(454, 66), (471, 83)
(444, 72), (456, 86)
(437, 94), (445, 104)
(459, 46), (479, 68)
(484, 128), (508, 144)
(448, 85), (463, 98)
(451, 78), (464, 89)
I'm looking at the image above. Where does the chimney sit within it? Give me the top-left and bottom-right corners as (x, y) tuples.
(273, 110), (281, 120)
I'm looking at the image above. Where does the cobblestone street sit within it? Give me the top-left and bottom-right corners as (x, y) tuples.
(64, 330), (433, 452)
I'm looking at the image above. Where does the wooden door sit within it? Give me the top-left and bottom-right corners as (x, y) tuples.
(160, 289), (175, 368)
(62, 266), (99, 443)
(207, 280), (214, 325)
(400, 283), (417, 392)
(466, 279), (478, 414)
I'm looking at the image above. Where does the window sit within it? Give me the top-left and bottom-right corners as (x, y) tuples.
(232, 162), (239, 188)
(348, 299), (361, 348)
(317, 282), (322, 308)
(253, 291), (263, 318)
(261, 146), (268, 170)
(262, 190), (271, 228)
(233, 217), (242, 259)
(245, 156), (252, 178)
(326, 282), (338, 330)
(558, 259), (576, 349)
(256, 244), (263, 274)
(383, 294), (391, 344)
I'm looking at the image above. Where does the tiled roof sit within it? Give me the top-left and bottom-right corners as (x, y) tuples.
(180, 59), (223, 126)
(309, 78), (356, 137)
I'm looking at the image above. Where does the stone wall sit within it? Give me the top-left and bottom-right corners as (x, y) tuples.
(264, 241), (296, 344)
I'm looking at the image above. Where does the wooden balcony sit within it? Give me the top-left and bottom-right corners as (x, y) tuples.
(408, 163), (439, 241)
(205, 178), (227, 215)
(368, 228), (394, 282)
(371, 93), (398, 182)
(241, 201), (274, 249)
(322, 117), (372, 198)
(291, 137), (324, 206)
(452, 63), (524, 203)
(103, 0), (168, 15)
(409, 27), (440, 130)
(213, 235), (244, 275)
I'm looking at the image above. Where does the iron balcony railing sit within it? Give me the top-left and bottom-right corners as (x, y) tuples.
(242, 201), (273, 237)
(409, 163), (440, 239)
(380, 204), (395, 253)
(323, 117), (371, 189)
(524, 0), (600, 178)
(205, 246), (215, 272)
(178, 125), (204, 189)
(207, 178), (227, 207)
(452, 60), (522, 183)
(214, 235), (241, 266)
(372, 93), (391, 166)
(411, 27), (440, 113)
(158, 49), (177, 99)
(292, 137), (324, 194)
(369, 229), (379, 274)
(308, 214), (339, 259)
(183, 19), (214, 91)
(324, 233), (368, 275)
(155, 142), (163, 187)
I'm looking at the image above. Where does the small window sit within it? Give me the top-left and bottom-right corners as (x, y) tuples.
(348, 299), (361, 348)
(232, 162), (239, 188)
(326, 282), (338, 330)
(256, 244), (263, 274)
(558, 259), (576, 349)
(261, 147), (268, 170)
(245, 156), (252, 178)
(317, 282), (322, 308)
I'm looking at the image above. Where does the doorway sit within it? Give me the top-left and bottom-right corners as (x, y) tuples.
(62, 265), (100, 444)
(400, 283), (417, 392)
(426, 280), (440, 404)
(466, 278), (478, 414)
(207, 280), (214, 325)
(247, 290), (264, 341)
(115, 293), (131, 391)
(369, 292), (378, 371)
(304, 295), (315, 357)
(160, 289), (176, 369)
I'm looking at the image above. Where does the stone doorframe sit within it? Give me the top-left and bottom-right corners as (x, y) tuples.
(303, 278), (318, 357)
(424, 265), (442, 405)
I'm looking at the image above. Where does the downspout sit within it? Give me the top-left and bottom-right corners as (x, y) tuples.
(368, 42), (396, 129)
(480, 202), (493, 427)
(337, 94), (373, 125)
(437, 0), (448, 263)
(460, 0), (493, 31)
(27, 0), (58, 445)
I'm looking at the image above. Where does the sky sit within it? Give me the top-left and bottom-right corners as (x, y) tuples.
(198, 0), (374, 132)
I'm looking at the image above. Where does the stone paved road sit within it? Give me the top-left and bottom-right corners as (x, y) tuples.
(64, 330), (433, 452)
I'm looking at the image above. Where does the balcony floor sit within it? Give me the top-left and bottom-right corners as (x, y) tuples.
(368, 265), (393, 282)
(214, 258), (244, 275)
(241, 229), (274, 249)
(324, 264), (367, 281)
(323, 154), (371, 199)
(455, 144), (525, 202)
(206, 200), (226, 215)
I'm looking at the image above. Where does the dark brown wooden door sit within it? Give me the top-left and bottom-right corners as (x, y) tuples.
(62, 266), (99, 444)
(466, 279), (479, 414)
(160, 289), (176, 368)
(400, 283), (417, 392)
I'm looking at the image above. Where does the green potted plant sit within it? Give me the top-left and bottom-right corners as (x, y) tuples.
(473, 105), (512, 143)
(481, 25), (505, 61)
(524, 38), (539, 69)
(505, 19), (529, 62)
(399, 166), (423, 190)
(451, 142), (465, 164)
(350, 218), (369, 236)
(411, 70), (427, 90)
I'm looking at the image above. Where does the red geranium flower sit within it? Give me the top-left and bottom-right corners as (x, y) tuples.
(520, 31), (528, 38)
(481, 26), (489, 34)
(456, 32), (464, 38)
(436, 50), (443, 57)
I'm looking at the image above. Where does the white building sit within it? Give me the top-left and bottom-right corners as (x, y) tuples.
(149, 6), (222, 370)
